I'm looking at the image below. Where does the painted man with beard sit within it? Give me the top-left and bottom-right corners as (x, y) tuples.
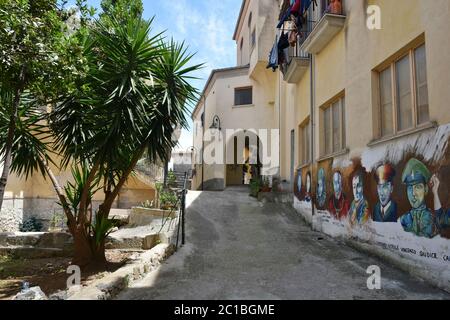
(328, 171), (350, 220)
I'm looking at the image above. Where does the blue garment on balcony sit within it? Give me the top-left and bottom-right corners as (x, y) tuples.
(267, 35), (279, 71)
(301, 0), (314, 15)
(277, 6), (292, 29)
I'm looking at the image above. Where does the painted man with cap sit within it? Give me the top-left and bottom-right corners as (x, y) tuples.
(373, 164), (398, 223)
(399, 158), (447, 238)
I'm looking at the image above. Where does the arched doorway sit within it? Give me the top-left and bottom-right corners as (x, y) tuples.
(225, 130), (262, 187)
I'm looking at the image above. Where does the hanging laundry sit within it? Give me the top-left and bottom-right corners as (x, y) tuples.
(278, 31), (290, 50)
(291, 0), (301, 16)
(277, 6), (292, 29)
(289, 30), (298, 47)
(267, 35), (279, 71)
(301, 0), (315, 16)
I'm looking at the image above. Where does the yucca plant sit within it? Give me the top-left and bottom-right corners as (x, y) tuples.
(45, 12), (201, 265)
(1, 1), (201, 266)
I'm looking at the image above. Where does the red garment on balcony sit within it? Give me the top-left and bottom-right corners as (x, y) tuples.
(291, 0), (301, 15)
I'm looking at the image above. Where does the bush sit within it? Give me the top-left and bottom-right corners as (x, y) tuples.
(167, 170), (178, 188)
(140, 200), (155, 208)
(159, 189), (178, 210)
(19, 217), (43, 232)
(250, 179), (261, 198)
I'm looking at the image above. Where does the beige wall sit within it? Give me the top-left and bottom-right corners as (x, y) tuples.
(192, 65), (278, 190)
(278, 0), (450, 178)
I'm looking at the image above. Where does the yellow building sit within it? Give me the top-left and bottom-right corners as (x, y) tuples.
(193, 0), (450, 291)
(0, 154), (163, 232)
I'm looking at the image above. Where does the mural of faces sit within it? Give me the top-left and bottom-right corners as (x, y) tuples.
(306, 173), (311, 194)
(305, 172), (311, 202)
(297, 169), (302, 194)
(317, 168), (326, 207)
(349, 171), (371, 226)
(333, 171), (342, 200)
(352, 174), (364, 203)
(328, 171), (350, 220)
(407, 183), (428, 209)
(377, 182), (393, 207)
(373, 164), (398, 223)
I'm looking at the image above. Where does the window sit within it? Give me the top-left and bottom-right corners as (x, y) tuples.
(378, 44), (429, 137)
(322, 96), (345, 157)
(248, 12), (252, 28)
(250, 28), (256, 49)
(234, 87), (253, 106)
(299, 121), (311, 165)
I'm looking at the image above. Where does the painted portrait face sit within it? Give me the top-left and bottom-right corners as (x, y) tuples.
(352, 174), (364, 202)
(317, 169), (325, 196)
(407, 183), (428, 209)
(377, 182), (393, 207)
(306, 173), (311, 193)
(333, 172), (342, 200)
(297, 173), (302, 193)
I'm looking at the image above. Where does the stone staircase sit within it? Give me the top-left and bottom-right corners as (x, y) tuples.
(0, 232), (73, 259)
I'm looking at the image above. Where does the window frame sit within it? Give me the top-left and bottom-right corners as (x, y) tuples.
(377, 43), (429, 139)
(299, 118), (311, 166)
(320, 95), (346, 158)
(234, 86), (253, 106)
(250, 28), (256, 51)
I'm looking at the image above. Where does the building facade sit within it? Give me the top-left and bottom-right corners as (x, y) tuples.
(193, 0), (450, 291)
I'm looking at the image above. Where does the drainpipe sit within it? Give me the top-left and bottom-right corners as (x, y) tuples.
(201, 95), (206, 191)
(309, 53), (315, 220)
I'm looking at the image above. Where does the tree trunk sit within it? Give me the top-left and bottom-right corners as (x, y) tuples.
(0, 68), (25, 211)
(72, 227), (94, 267)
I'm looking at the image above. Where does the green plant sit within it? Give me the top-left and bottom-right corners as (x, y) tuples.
(19, 217), (43, 232)
(91, 214), (120, 246)
(167, 170), (177, 188)
(50, 211), (67, 230)
(250, 179), (261, 198)
(140, 200), (155, 208)
(159, 189), (178, 210)
(4, 0), (202, 266)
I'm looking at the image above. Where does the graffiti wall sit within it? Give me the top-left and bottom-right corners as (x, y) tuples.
(294, 124), (450, 290)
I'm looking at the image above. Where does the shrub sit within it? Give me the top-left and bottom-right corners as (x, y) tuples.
(250, 179), (261, 198)
(19, 217), (43, 232)
(140, 200), (155, 208)
(167, 170), (178, 188)
(159, 190), (178, 210)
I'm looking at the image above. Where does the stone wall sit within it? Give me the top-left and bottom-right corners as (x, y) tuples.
(0, 207), (23, 233)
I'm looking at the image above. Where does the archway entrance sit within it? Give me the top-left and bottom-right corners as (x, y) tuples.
(226, 130), (262, 187)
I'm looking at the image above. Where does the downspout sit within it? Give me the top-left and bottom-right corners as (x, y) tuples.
(201, 95), (206, 191)
(309, 53), (315, 220)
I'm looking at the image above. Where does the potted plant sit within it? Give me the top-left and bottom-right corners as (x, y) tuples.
(260, 177), (272, 193)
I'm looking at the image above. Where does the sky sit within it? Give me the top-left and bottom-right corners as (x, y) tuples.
(67, 0), (242, 152)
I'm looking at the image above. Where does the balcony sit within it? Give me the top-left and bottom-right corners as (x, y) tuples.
(299, 4), (346, 54)
(283, 31), (310, 84)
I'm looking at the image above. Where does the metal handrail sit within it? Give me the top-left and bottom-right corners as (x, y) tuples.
(175, 172), (189, 249)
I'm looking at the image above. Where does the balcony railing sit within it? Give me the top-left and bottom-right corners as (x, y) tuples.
(286, 29), (311, 65)
(279, 1), (346, 56)
(300, 1), (346, 54)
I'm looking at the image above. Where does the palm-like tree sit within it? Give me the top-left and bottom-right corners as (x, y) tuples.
(2, 13), (201, 266)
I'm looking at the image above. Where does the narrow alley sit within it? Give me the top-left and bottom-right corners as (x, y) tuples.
(117, 188), (450, 300)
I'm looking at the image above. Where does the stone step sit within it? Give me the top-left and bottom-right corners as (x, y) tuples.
(0, 246), (72, 259)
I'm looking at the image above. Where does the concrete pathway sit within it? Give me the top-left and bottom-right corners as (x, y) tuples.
(117, 188), (450, 300)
